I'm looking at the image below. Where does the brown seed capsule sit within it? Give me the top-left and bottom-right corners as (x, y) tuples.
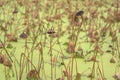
(110, 57), (116, 63)
(90, 56), (96, 61)
(88, 55), (98, 62)
(26, 69), (39, 80)
(88, 73), (94, 78)
(3, 57), (12, 68)
(6, 34), (17, 42)
(0, 54), (4, 64)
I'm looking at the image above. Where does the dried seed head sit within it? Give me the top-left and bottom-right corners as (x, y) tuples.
(90, 55), (96, 61)
(6, 34), (17, 42)
(0, 54), (4, 63)
(110, 57), (116, 63)
(27, 69), (39, 80)
(88, 73), (94, 78)
(3, 57), (12, 68)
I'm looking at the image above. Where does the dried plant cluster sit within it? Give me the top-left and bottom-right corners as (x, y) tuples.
(0, 0), (120, 80)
